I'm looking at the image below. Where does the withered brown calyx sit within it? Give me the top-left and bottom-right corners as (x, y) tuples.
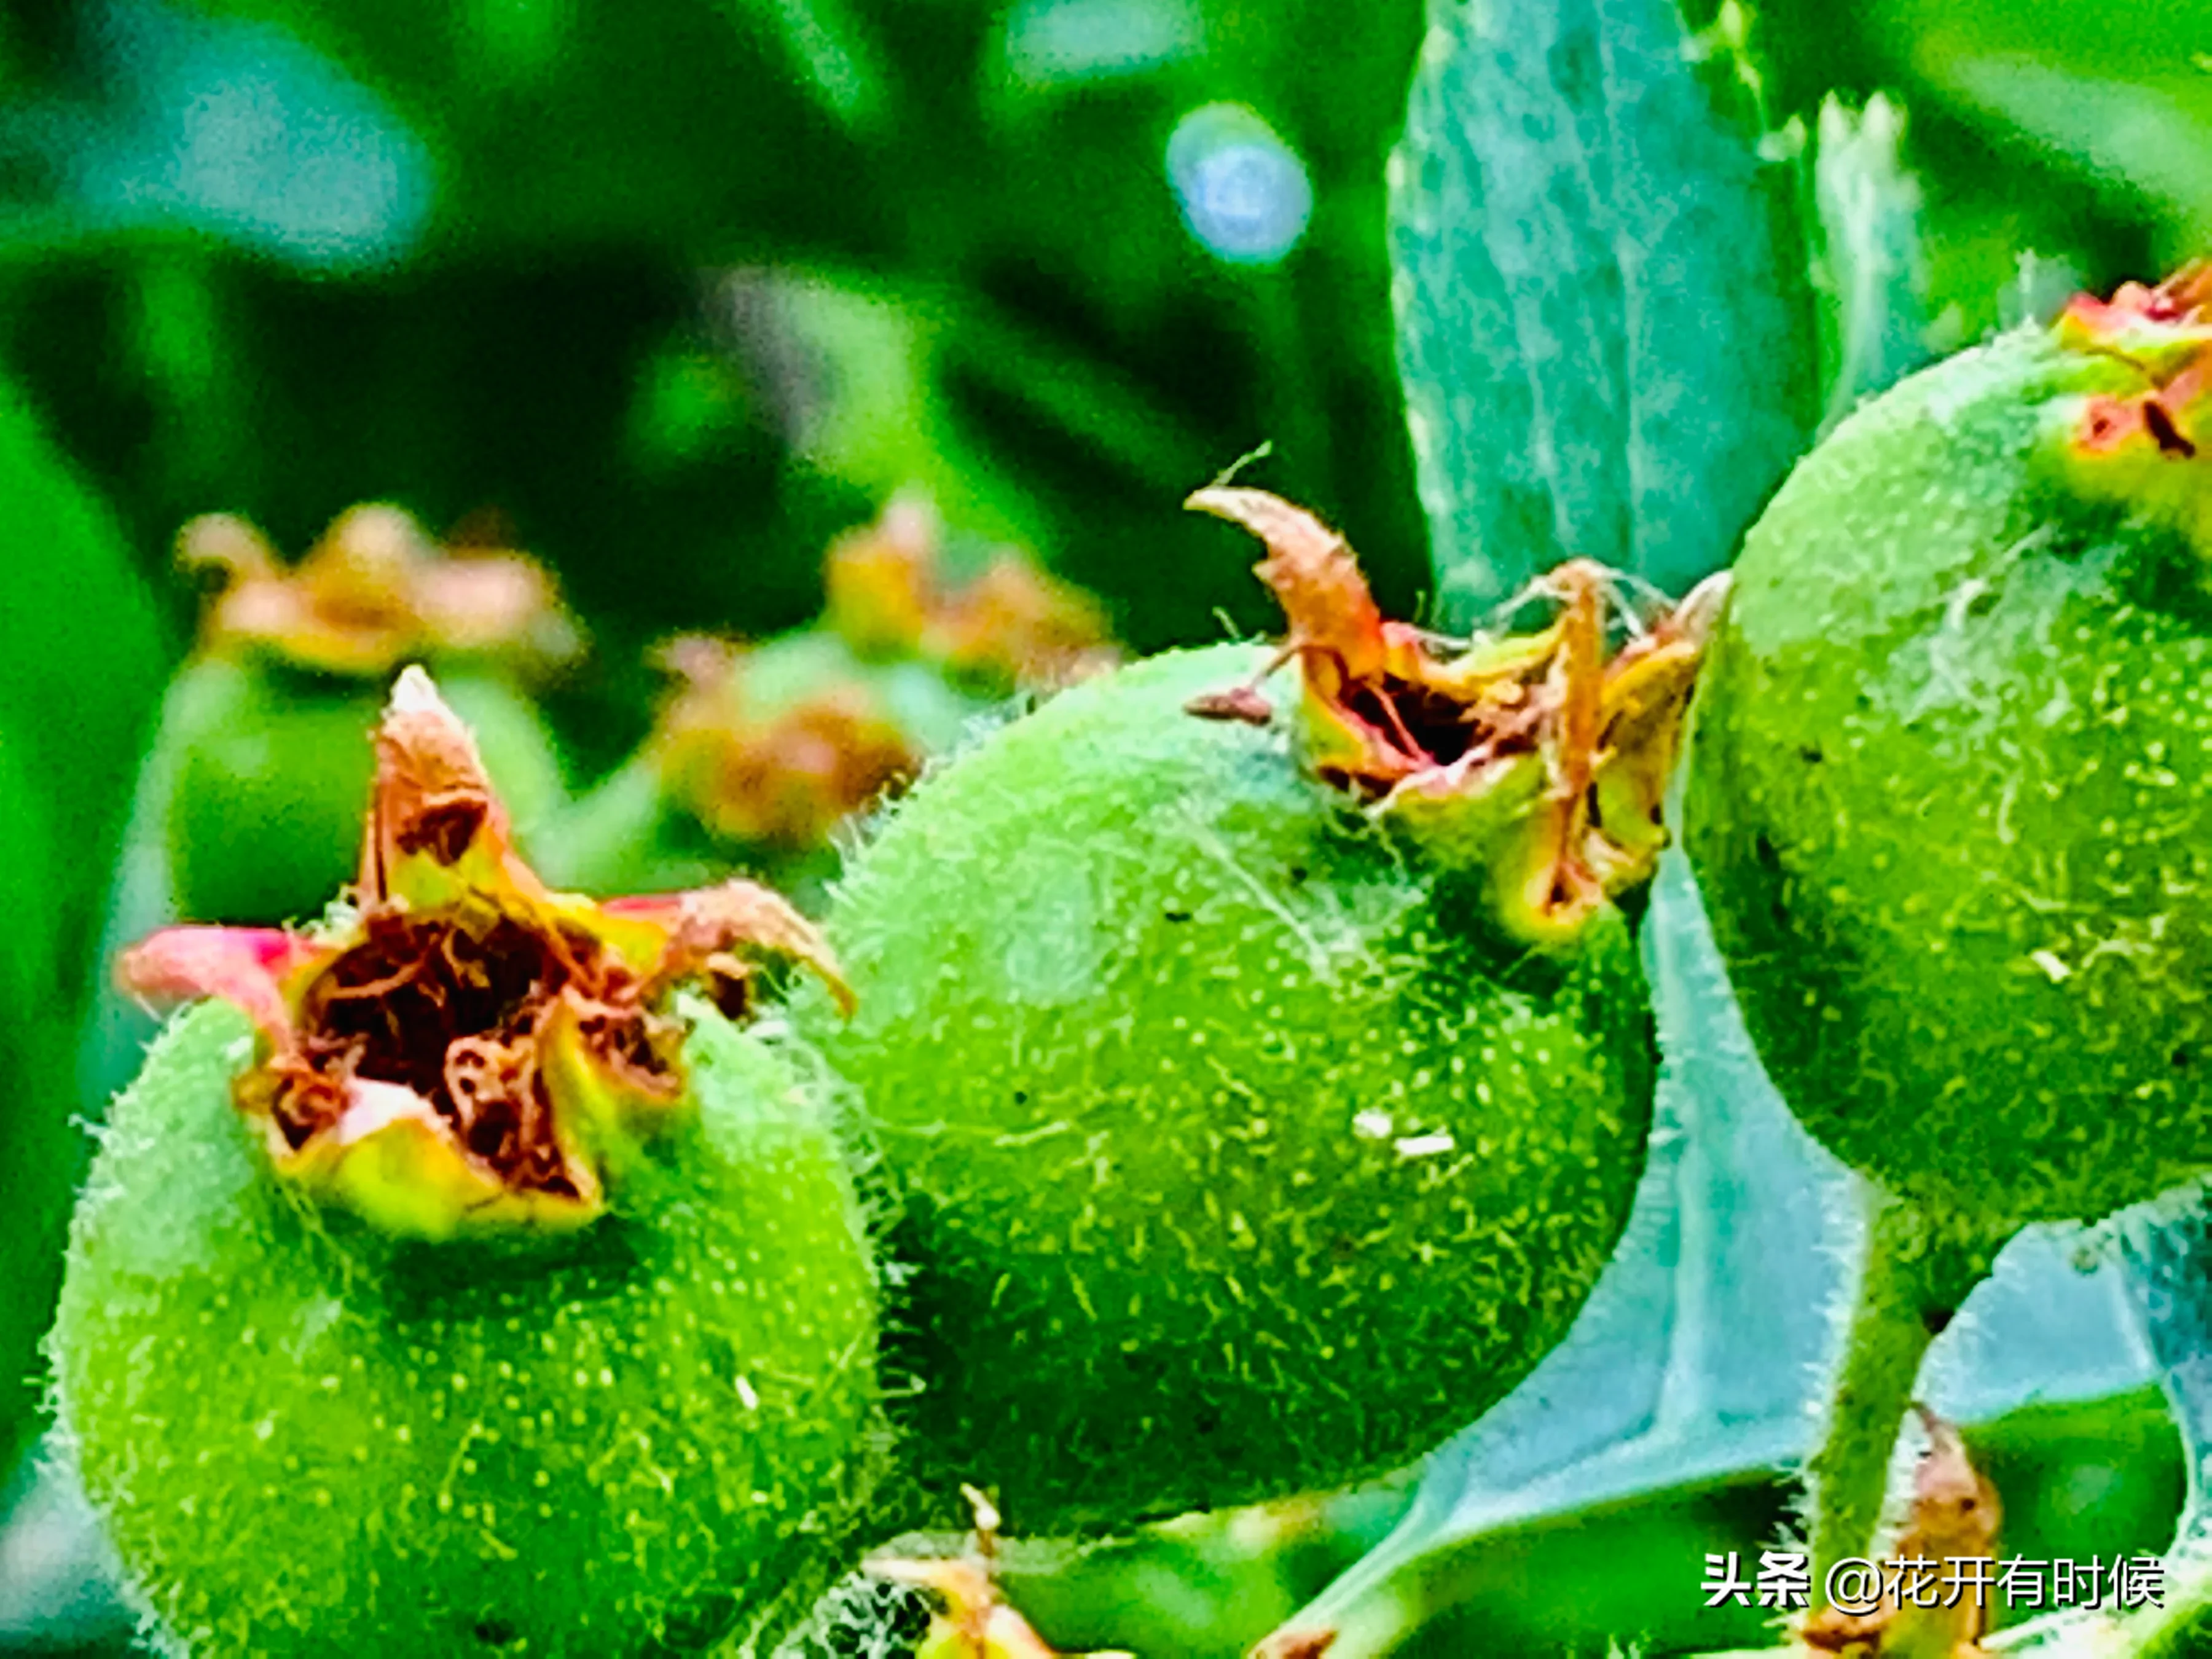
(1183, 486), (1725, 941)
(124, 667), (850, 1237)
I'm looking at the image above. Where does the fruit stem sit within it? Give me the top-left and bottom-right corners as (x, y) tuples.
(1805, 1188), (2008, 1602)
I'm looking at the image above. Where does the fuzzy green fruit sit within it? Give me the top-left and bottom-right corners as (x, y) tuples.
(1684, 274), (2212, 1228)
(806, 492), (1714, 1534)
(57, 998), (876, 1657)
(53, 672), (882, 1657)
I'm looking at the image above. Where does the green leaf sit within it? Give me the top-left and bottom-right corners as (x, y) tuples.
(727, 0), (890, 137)
(0, 1454), (135, 1649)
(0, 721), (69, 1475)
(1810, 93), (1932, 433)
(1857, 0), (2212, 259)
(987, 0), (1206, 111)
(22, 0), (434, 272)
(0, 378), (170, 1002)
(1388, 0), (1819, 618)
(2120, 1214), (2212, 1557)
(1386, 1387), (2182, 1658)
(0, 724), (57, 1029)
(697, 266), (1215, 559)
(2010, 1210), (2212, 1655)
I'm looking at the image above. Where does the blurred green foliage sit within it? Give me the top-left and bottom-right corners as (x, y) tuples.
(0, 0), (1437, 758)
(1, 0), (2210, 1652)
(0, 0), (2185, 742)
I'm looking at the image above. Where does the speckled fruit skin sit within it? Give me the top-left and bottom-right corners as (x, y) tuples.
(53, 996), (880, 1658)
(1684, 324), (2212, 1225)
(804, 643), (1657, 1535)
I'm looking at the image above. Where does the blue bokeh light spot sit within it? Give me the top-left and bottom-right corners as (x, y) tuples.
(1166, 102), (1313, 265)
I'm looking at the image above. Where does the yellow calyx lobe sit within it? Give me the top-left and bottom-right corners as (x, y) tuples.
(120, 667), (849, 1242)
(1186, 487), (1725, 946)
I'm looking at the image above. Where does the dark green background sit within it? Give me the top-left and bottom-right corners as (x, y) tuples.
(1, 0), (2207, 1652)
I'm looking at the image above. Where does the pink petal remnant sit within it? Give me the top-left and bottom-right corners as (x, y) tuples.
(127, 666), (852, 1239)
(119, 926), (327, 1048)
(1182, 487), (1727, 942)
(2060, 269), (2212, 464)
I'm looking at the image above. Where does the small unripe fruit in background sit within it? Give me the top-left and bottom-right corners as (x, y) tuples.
(52, 670), (884, 1657)
(151, 504), (577, 929)
(542, 493), (1120, 908)
(1685, 270), (2212, 1228)
(807, 486), (1720, 1535)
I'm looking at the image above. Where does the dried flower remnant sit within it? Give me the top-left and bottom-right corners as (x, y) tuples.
(823, 492), (1121, 689)
(557, 495), (1124, 889)
(867, 1488), (1135, 1659)
(1186, 487), (1725, 943)
(106, 499), (579, 995)
(57, 664), (880, 1657)
(179, 503), (583, 678)
(652, 635), (926, 849)
(2060, 266), (2212, 455)
(1800, 1408), (2002, 1658)
(120, 665), (847, 1239)
(2050, 268), (2212, 559)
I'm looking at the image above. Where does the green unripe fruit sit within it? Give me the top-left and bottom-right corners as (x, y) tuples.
(82, 507), (577, 1118)
(806, 492), (1712, 1535)
(57, 999), (877, 1657)
(1684, 273), (2212, 1226)
(540, 628), (984, 904)
(53, 672), (882, 1657)
(543, 494), (1118, 910)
